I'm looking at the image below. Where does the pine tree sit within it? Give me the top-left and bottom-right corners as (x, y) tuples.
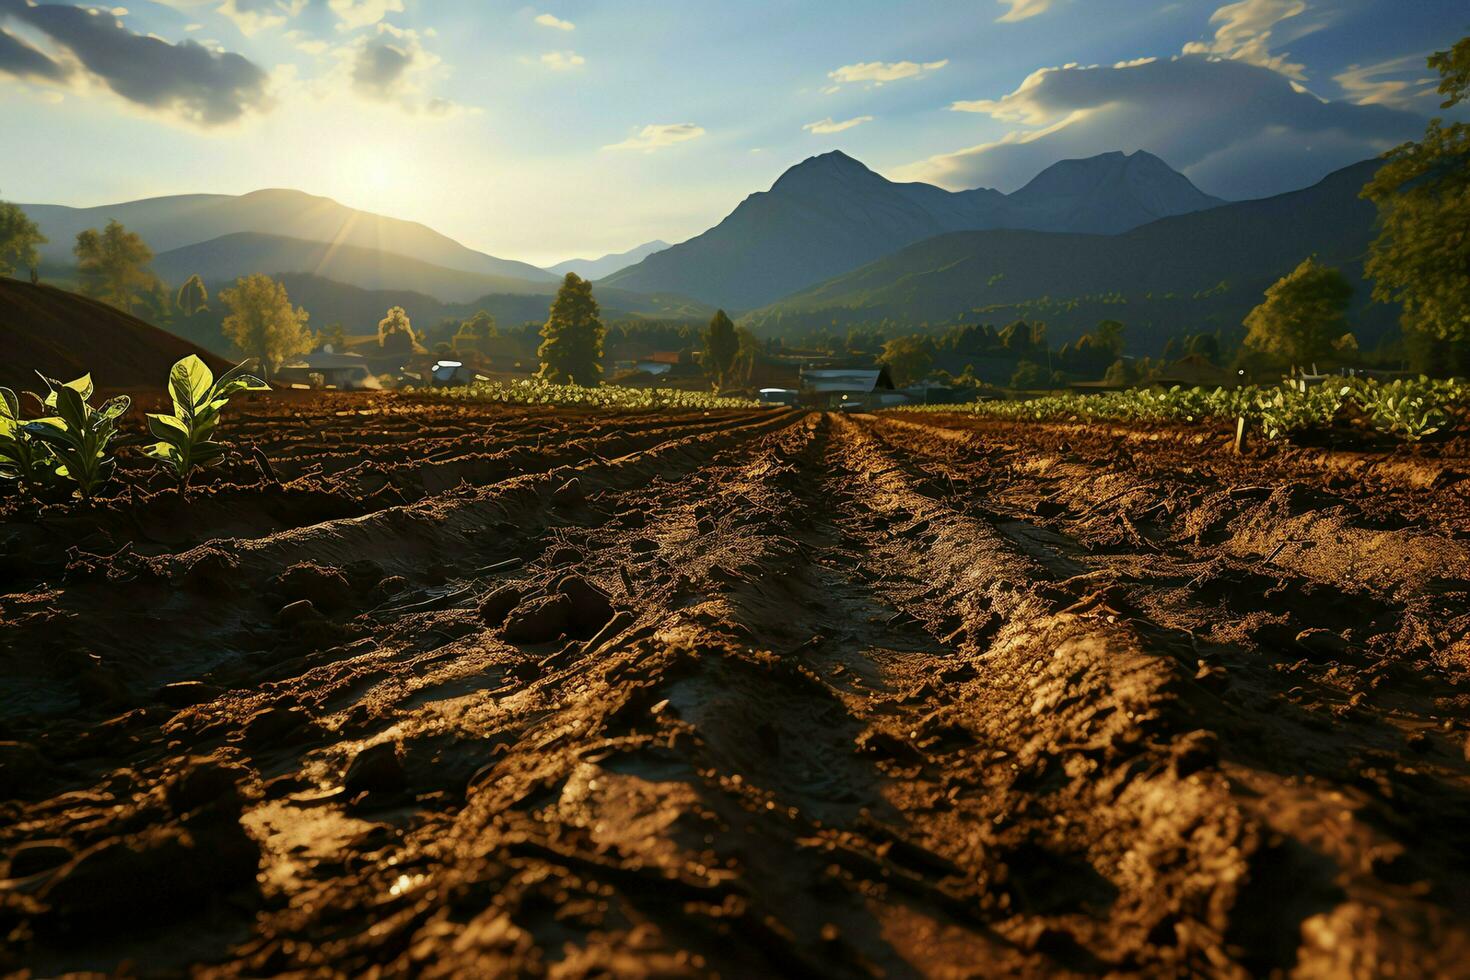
(177, 274), (209, 316)
(538, 273), (605, 385)
(703, 309), (739, 387)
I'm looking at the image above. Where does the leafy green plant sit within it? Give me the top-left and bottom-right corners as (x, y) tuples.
(23, 374), (130, 499)
(415, 377), (762, 411)
(0, 386), (56, 489)
(144, 355), (268, 486)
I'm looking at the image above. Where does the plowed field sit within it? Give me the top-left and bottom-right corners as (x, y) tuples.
(3, 394), (1469, 976)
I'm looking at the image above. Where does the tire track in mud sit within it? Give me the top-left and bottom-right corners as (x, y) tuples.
(4, 406), (1470, 976)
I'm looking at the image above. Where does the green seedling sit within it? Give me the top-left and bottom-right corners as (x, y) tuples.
(0, 386), (57, 490)
(23, 374), (130, 499)
(144, 355), (268, 486)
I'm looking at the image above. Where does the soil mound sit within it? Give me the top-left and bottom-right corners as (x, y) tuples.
(0, 279), (229, 391)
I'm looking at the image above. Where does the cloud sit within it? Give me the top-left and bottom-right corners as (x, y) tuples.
(995, 0), (1055, 22)
(1334, 53), (1438, 109)
(216, 0), (302, 35)
(533, 12), (573, 31)
(803, 115), (872, 134)
(0, 0), (271, 125)
(337, 22), (461, 114)
(539, 49), (583, 70)
(898, 55), (1424, 199)
(604, 122), (705, 152)
(327, 0), (401, 30)
(1180, 0), (1309, 80)
(0, 21), (70, 80)
(827, 58), (947, 88)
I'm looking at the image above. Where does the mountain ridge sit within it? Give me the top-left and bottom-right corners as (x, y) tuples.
(602, 149), (1223, 309)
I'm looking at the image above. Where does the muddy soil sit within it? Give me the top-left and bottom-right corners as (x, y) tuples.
(2, 396), (1469, 976)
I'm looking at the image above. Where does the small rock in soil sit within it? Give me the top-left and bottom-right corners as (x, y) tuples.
(166, 758), (248, 816)
(1172, 730), (1220, 777)
(1296, 627), (1350, 661)
(558, 575), (615, 638)
(273, 562), (354, 611)
(344, 741), (406, 795)
(278, 598), (322, 627)
(479, 585), (527, 627)
(242, 705), (312, 746)
(7, 840), (74, 879)
(503, 593), (575, 643)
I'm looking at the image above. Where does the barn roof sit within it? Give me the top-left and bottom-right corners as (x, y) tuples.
(800, 366), (894, 393)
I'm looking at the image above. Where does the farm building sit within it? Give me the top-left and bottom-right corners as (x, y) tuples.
(276, 351), (376, 390)
(799, 365), (901, 409)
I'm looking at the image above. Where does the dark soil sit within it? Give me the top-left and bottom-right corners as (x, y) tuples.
(2, 394), (1469, 976)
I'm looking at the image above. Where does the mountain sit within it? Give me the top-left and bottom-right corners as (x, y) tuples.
(602, 150), (1222, 310)
(0, 280), (227, 391)
(744, 159), (1389, 353)
(547, 241), (670, 280)
(21, 189), (554, 283)
(153, 233), (552, 303)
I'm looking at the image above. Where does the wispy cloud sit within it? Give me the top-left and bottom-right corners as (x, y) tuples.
(826, 58), (947, 90)
(1181, 0), (1310, 80)
(604, 122), (705, 152)
(995, 0), (1055, 23)
(803, 115), (872, 134)
(328, 0), (403, 31)
(540, 49), (584, 70)
(1333, 53), (1437, 108)
(533, 12), (573, 31)
(216, 0), (303, 36)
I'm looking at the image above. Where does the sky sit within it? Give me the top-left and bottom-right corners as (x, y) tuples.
(0, 0), (1464, 267)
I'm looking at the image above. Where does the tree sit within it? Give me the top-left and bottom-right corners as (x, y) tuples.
(703, 309), (739, 387)
(1010, 360), (1046, 390)
(879, 336), (934, 387)
(537, 273), (605, 385)
(1243, 257), (1352, 365)
(1188, 333), (1221, 364)
(176, 274), (209, 316)
(0, 195), (45, 278)
(320, 321), (348, 352)
(74, 220), (157, 314)
(1362, 36), (1470, 349)
(729, 325), (762, 387)
(454, 310), (496, 356)
(220, 274), (314, 379)
(378, 306), (416, 357)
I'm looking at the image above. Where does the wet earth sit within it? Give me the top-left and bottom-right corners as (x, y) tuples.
(2, 393), (1469, 976)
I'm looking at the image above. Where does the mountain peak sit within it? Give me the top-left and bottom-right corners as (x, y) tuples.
(771, 150), (880, 192)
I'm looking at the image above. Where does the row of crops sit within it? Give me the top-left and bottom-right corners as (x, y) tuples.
(413, 378), (763, 411)
(894, 376), (1470, 443)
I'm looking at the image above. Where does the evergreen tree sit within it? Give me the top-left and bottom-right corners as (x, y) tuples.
(176, 274), (209, 316)
(538, 273), (605, 385)
(1243, 257), (1352, 366)
(455, 310), (497, 356)
(703, 309), (739, 387)
(220, 274), (313, 378)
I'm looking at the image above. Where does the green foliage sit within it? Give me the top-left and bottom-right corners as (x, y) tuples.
(74, 220), (157, 315)
(22, 374), (130, 499)
(1362, 36), (1470, 348)
(144, 356), (268, 486)
(0, 194), (46, 278)
(880, 335), (934, 387)
(177, 274), (209, 316)
(454, 310), (497, 356)
(704, 309), (739, 387)
(1009, 360), (1046, 390)
(538, 273), (605, 386)
(378, 305), (416, 355)
(320, 321), (348, 352)
(415, 377), (761, 411)
(1243, 257), (1352, 365)
(221, 274), (314, 378)
(897, 376), (1468, 445)
(0, 386), (55, 487)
